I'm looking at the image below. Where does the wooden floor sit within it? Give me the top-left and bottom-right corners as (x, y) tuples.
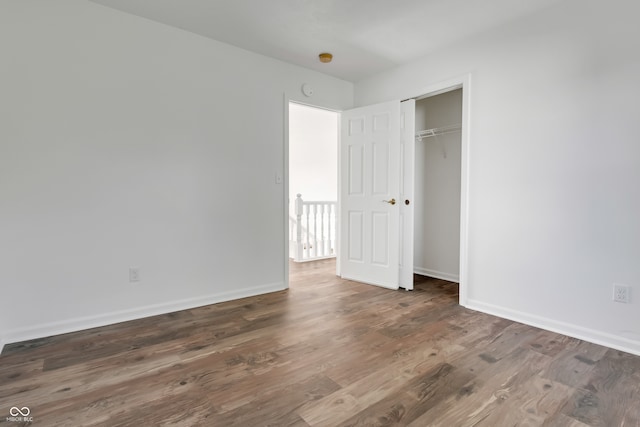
(1, 259), (639, 426)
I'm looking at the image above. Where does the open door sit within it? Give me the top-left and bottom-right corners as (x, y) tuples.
(339, 100), (407, 290)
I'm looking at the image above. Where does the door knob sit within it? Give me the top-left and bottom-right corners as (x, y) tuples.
(382, 198), (396, 205)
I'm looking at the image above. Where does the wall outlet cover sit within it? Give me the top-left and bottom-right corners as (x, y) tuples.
(129, 268), (140, 283)
(613, 283), (631, 303)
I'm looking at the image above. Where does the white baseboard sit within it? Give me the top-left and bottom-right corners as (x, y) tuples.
(1, 281), (285, 351)
(414, 267), (459, 283)
(466, 299), (640, 357)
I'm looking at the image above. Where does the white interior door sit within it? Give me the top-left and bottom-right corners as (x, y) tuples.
(339, 100), (401, 289)
(399, 99), (415, 290)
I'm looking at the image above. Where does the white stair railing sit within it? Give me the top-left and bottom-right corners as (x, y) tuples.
(289, 193), (336, 262)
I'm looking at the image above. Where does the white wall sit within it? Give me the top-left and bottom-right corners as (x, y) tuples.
(0, 0), (353, 351)
(414, 90), (462, 282)
(288, 103), (338, 204)
(356, 0), (640, 354)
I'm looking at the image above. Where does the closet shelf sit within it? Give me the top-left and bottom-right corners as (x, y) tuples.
(415, 123), (461, 141)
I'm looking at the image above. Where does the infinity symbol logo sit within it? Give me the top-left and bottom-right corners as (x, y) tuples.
(10, 406), (31, 416)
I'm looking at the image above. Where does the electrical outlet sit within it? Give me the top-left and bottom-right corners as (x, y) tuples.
(613, 284), (630, 303)
(129, 267), (140, 283)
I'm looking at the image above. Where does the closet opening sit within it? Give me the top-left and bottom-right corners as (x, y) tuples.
(411, 87), (463, 287)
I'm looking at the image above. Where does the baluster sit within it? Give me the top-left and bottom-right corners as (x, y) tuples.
(311, 204), (317, 257)
(305, 203), (311, 260)
(327, 203), (332, 255)
(319, 203), (326, 257)
(295, 194), (303, 262)
(327, 203), (333, 254)
(328, 203), (333, 254)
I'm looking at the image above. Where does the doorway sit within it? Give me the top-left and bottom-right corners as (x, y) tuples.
(287, 102), (339, 285)
(413, 88), (463, 284)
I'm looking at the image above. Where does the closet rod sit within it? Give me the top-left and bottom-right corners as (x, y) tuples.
(415, 123), (461, 141)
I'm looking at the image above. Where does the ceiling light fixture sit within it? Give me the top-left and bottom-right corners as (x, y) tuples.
(319, 53), (333, 63)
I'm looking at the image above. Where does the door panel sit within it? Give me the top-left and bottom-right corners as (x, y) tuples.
(372, 141), (390, 195)
(347, 211), (364, 262)
(371, 212), (390, 266)
(340, 100), (401, 289)
(348, 145), (364, 195)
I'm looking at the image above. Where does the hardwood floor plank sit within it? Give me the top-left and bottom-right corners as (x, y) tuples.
(334, 363), (474, 426)
(526, 330), (582, 358)
(323, 319), (464, 388)
(561, 349), (640, 426)
(209, 374), (340, 426)
(539, 340), (609, 389)
(544, 413), (592, 427)
(406, 346), (546, 426)
(468, 374), (574, 427)
(297, 326), (466, 426)
(0, 360), (44, 388)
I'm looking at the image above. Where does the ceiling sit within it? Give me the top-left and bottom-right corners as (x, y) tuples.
(90, 0), (560, 82)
